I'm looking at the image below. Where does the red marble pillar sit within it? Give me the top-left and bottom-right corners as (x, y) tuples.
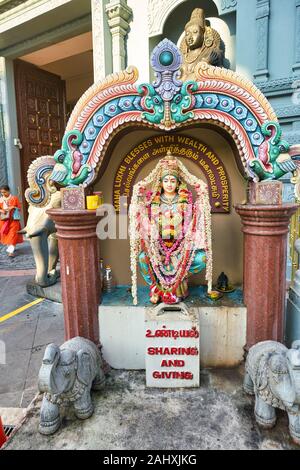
(235, 203), (298, 351)
(46, 209), (101, 345)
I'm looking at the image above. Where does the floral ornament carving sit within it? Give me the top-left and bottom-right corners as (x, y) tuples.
(50, 130), (92, 187)
(25, 156), (57, 208)
(221, 0), (237, 12)
(139, 39), (196, 127)
(249, 122), (297, 181)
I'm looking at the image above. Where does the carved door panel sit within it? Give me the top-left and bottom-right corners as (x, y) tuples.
(14, 59), (66, 220)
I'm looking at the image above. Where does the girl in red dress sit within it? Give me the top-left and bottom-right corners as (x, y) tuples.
(0, 185), (23, 257)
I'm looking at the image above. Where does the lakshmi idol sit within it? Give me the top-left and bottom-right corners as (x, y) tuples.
(129, 152), (212, 305)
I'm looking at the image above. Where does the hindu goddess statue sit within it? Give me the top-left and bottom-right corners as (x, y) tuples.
(129, 152), (212, 305)
(179, 8), (223, 82)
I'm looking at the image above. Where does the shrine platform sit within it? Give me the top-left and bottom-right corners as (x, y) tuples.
(101, 285), (244, 307)
(99, 285), (246, 370)
(25, 281), (246, 369)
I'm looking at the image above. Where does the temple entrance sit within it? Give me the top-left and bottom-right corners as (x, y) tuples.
(14, 59), (66, 219)
(14, 31), (93, 220)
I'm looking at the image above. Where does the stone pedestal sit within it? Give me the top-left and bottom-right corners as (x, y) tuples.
(27, 279), (62, 303)
(235, 203), (298, 351)
(47, 209), (101, 345)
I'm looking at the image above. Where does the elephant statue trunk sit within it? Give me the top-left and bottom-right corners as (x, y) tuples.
(38, 343), (72, 396)
(38, 337), (105, 435)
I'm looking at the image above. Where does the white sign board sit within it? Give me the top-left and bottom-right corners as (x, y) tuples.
(145, 305), (200, 388)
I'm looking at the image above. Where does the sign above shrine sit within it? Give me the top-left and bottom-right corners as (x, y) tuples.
(113, 134), (231, 213)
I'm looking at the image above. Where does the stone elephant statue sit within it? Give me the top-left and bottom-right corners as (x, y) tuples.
(244, 340), (300, 445)
(20, 190), (61, 287)
(38, 336), (105, 435)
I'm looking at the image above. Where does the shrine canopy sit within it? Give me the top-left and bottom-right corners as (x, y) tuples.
(25, 39), (300, 207)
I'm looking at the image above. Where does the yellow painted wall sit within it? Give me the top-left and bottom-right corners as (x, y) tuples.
(94, 127), (247, 288)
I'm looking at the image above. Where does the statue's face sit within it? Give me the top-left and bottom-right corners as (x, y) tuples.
(162, 175), (178, 195)
(185, 24), (204, 50)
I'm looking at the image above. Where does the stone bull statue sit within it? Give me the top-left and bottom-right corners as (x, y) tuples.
(38, 337), (105, 435)
(244, 340), (300, 445)
(22, 156), (61, 287)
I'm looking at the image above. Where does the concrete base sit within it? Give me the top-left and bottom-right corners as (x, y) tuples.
(285, 288), (300, 347)
(99, 287), (246, 369)
(26, 280), (62, 303)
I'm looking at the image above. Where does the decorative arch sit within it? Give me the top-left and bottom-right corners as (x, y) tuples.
(25, 39), (298, 207)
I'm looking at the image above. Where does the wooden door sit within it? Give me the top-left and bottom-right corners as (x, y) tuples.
(14, 59), (66, 220)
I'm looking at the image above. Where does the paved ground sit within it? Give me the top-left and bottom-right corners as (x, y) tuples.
(0, 241), (36, 270)
(0, 273), (64, 409)
(3, 366), (299, 450)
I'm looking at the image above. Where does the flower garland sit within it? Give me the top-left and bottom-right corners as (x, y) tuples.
(143, 197), (197, 290)
(129, 156), (212, 305)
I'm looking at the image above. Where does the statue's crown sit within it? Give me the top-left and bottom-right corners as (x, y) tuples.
(186, 8), (205, 29)
(160, 151), (180, 179)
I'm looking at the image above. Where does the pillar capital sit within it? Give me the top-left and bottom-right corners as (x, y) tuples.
(256, 0), (270, 19)
(235, 203), (298, 236)
(106, 0), (132, 25)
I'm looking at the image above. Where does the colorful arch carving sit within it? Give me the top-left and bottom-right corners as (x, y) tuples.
(25, 39), (298, 207)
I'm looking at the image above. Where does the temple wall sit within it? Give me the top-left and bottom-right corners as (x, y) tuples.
(95, 127), (246, 288)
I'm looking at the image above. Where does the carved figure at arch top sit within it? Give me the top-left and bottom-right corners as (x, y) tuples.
(180, 8), (224, 81)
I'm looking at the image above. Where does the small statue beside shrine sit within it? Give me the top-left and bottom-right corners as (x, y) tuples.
(129, 152), (212, 305)
(38, 337), (105, 435)
(244, 340), (300, 445)
(180, 8), (223, 81)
